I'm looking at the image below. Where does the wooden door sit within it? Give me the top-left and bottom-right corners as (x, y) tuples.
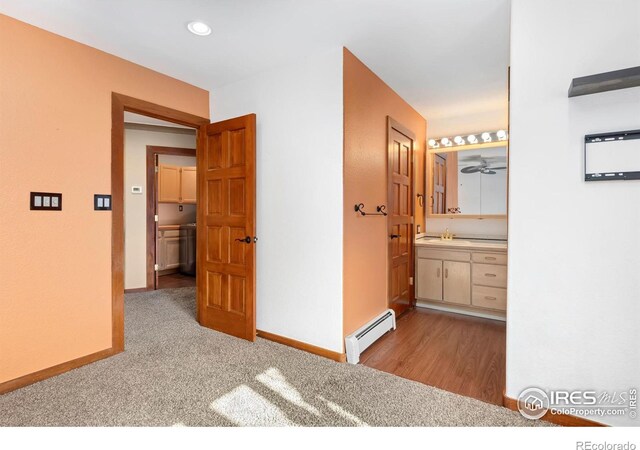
(387, 118), (415, 316)
(158, 164), (181, 202)
(443, 261), (471, 305)
(432, 155), (446, 214)
(416, 258), (442, 301)
(181, 166), (197, 204)
(197, 114), (256, 341)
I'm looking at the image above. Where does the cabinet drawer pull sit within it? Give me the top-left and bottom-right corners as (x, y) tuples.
(484, 296), (497, 300)
(484, 273), (497, 277)
(484, 256), (496, 261)
(445, 268), (449, 278)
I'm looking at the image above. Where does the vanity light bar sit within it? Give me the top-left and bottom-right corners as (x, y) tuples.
(428, 130), (508, 148)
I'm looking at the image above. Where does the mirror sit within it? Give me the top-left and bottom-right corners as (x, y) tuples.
(428, 143), (508, 217)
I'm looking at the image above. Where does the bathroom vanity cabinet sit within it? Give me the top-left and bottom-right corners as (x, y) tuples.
(415, 239), (507, 319)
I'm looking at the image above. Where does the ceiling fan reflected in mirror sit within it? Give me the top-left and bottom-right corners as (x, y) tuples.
(459, 155), (507, 175)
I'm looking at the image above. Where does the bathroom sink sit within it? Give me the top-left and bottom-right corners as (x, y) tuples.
(425, 239), (473, 245)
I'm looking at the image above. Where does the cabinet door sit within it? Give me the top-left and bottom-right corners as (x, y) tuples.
(443, 261), (471, 305)
(158, 164), (181, 203)
(164, 236), (181, 269)
(416, 258), (443, 301)
(181, 166), (197, 204)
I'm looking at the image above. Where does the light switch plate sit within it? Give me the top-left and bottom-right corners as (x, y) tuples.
(94, 194), (112, 211)
(30, 192), (62, 211)
(131, 186), (143, 194)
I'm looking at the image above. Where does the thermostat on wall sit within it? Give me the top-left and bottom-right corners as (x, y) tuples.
(131, 186), (143, 194)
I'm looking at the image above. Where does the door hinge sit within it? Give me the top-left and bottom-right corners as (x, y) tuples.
(155, 214), (159, 222)
(154, 264), (159, 271)
(409, 277), (414, 286)
(155, 166), (159, 173)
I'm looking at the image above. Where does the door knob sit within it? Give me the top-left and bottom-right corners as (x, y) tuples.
(235, 236), (251, 244)
(390, 234), (401, 239)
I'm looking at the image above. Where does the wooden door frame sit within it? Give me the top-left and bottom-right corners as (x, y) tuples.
(387, 116), (417, 315)
(143, 145), (197, 291)
(112, 93), (208, 352)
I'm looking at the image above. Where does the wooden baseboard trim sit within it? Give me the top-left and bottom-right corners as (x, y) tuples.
(0, 347), (118, 395)
(503, 393), (606, 427)
(257, 330), (346, 363)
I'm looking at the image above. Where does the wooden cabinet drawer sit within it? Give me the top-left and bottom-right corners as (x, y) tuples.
(472, 285), (507, 311)
(472, 252), (507, 265)
(473, 263), (507, 288)
(416, 248), (470, 262)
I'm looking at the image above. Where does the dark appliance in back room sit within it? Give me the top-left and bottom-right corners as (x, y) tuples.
(179, 223), (196, 276)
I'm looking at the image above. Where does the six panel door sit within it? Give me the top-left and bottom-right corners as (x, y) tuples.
(197, 114), (256, 341)
(387, 119), (415, 316)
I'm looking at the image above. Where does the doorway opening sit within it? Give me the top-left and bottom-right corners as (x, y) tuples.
(112, 93), (257, 354)
(122, 115), (198, 293)
(359, 117), (507, 407)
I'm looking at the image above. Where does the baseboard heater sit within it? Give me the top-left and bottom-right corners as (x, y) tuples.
(345, 309), (396, 364)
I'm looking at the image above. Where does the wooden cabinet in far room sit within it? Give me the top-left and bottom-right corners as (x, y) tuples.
(158, 164), (181, 203)
(416, 257), (470, 305)
(157, 229), (185, 273)
(180, 167), (197, 204)
(158, 164), (196, 204)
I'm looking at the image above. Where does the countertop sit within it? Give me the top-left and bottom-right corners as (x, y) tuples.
(158, 223), (196, 231)
(415, 236), (507, 251)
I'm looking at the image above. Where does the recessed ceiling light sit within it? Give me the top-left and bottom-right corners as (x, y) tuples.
(187, 21), (212, 36)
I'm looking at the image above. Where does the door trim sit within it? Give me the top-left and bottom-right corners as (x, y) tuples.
(387, 116), (416, 316)
(112, 93), (209, 352)
(144, 145), (196, 291)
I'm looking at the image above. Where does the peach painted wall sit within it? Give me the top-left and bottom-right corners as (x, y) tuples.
(0, 15), (209, 383)
(343, 49), (426, 337)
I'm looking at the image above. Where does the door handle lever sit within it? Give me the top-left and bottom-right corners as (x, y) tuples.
(390, 234), (401, 239)
(235, 236), (251, 244)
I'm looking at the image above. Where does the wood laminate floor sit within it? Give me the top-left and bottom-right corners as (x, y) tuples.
(360, 307), (506, 406)
(158, 273), (196, 289)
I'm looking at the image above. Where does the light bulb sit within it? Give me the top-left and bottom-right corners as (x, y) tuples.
(497, 130), (507, 140)
(441, 137), (451, 146)
(428, 139), (437, 148)
(187, 21), (212, 36)
(454, 136), (464, 145)
(467, 135), (478, 144)
(481, 132), (492, 143)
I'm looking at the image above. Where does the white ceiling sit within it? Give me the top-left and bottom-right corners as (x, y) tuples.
(0, 0), (510, 136)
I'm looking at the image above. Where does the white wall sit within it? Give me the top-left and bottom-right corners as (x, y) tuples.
(124, 127), (196, 290)
(508, 0), (640, 426)
(210, 48), (344, 353)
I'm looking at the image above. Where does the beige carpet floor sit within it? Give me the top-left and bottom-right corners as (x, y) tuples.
(0, 287), (549, 426)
